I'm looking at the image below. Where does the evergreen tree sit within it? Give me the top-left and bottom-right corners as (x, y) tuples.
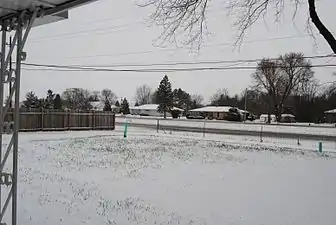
(45, 89), (55, 109)
(23, 91), (39, 109)
(172, 88), (192, 111)
(53, 94), (63, 110)
(103, 100), (112, 111)
(151, 90), (160, 104)
(115, 100), (120, 107)
(135, 102), (139, 106)
(121, 98), (130, 115)
(38, 98), (47, 109)
(157, 75), (173, 118)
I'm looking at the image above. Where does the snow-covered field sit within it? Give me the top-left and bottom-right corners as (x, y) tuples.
(2, 127), (336, 224)
(116, 116), (336, 137)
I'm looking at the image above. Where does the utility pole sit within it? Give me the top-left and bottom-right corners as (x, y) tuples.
(9, 36), (12, 108)
(244, 88), (247, 121)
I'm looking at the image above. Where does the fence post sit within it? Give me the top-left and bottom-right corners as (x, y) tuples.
(318, 142), (323, 153)
(260, 126), (263, 142)
(124, 121), (128, 138)
(157, 119), (159, 133)
(41, 109), (44, 131)
(112, 113), (115, 130)
(92, 111), (95, 130)
(68, 110), (71, 130)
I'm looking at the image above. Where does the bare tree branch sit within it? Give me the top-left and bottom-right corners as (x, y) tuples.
(138, 0), (209, 49)
(308, 0), (336, 53)
(142, 0), (336, 53)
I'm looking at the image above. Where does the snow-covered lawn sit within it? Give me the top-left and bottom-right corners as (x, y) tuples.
(2, 127), (336, 224)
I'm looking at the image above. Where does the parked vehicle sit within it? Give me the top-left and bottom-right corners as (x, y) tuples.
(186, 114), (205, 120)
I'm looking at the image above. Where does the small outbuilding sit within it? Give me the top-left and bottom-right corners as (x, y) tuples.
(280, 114), (296, 123)
(259, 114), (295, 123)
(259, 114), (277, 123)
(324, 109), (336, 123)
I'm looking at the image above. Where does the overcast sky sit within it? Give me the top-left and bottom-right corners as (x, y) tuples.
(16, 0), (336, 104)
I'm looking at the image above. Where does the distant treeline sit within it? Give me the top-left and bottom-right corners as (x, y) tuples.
(21, 53), (336, 122)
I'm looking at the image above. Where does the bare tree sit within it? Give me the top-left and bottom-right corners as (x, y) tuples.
(62, 88), (92, 110)
(252, 52), (314, 121)
(101, 89), (117, 104)
(210, 89), (229, 106)
(89, 90), (101, 101)
(142, 0), (336, 53)
(191, 94), (204, 108)
(294, 78), (319, 100)
(135, 84), (152, 105)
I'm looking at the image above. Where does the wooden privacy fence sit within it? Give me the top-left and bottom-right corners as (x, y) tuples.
(4, 110), (115, 132)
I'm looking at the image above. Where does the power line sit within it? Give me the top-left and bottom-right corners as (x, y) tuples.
(21, 62), (336, 73)
(63, 54), (336, 68)
(22, 53), (335, 69)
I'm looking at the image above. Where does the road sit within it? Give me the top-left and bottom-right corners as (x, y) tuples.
(116, 116), (336, 141)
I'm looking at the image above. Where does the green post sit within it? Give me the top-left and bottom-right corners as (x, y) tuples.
(124, 122), (128, 138)
(318, 142), (322, 153)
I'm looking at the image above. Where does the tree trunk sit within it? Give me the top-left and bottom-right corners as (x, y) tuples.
(267, 112), (271, 124)
(163, 111), (166, 119)
(275, 105), (282, 123)
(308, 0), (336, 53)
(267, 95), (272, 124)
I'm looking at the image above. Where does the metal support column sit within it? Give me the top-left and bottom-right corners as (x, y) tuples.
(0, 8), (38, 225)
(12, 18), (23, 225)
(0, 22), (7, 221)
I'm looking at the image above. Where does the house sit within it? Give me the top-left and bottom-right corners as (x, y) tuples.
(130, 104), (183, 118)
(188, 106), (242, 120)
(324, 109), (336, 123)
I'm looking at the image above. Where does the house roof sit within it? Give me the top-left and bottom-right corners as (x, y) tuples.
(325, 109), (336, 114)
(132, 104), (158, 110)
(281, 114), (295, 118)
(130, 104), (183, 111)
(260, 114), (276, 117)
(239, 109), (249, 113)
(260, 114), (295, 118)
(189, 106), (233, 113)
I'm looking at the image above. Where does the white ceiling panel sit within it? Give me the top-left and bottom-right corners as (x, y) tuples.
(0, 0), (97, 26)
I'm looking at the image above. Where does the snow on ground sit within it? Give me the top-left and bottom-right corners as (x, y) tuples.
(1, 127), (336, 225)
(116, 117), (336, 137)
